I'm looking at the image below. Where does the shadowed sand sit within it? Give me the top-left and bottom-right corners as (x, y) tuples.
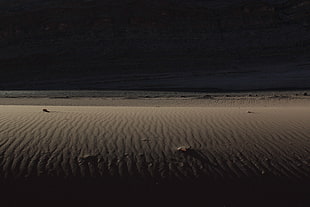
(0, 98), (310, 206)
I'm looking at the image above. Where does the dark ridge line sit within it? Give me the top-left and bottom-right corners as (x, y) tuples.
(0, 87), (309, 93)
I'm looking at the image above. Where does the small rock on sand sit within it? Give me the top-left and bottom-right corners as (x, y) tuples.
(42, 109), (50, 113)
(141, 138), (151, 142)
(177, 145), (191, 152)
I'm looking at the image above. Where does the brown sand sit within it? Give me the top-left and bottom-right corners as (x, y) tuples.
(0, 98), (309, 206)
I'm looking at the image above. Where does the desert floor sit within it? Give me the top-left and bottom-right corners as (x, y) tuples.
(0, 93), (309, 206)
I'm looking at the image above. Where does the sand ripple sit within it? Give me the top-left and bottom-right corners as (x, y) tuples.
(0, 106), (309, 182)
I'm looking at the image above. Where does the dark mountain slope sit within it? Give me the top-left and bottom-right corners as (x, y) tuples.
(0, 0), (309, 90)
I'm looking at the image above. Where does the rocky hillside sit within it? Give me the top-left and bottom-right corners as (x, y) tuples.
(0, 0), (309, 90)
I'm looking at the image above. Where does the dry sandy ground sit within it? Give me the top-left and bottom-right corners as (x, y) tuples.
(0, 97), (309, 206)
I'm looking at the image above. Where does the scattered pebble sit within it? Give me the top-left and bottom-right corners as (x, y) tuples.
(42, 109), (50, 113)
(304, 92), (308, 96)
(78, 154), (99, 165)
(80, 154), (97, 160)
(247, 111), (253, 113)
(201, 95), (212, 99)
(141, 138), (151, 142)
(177, 145), (191, 152)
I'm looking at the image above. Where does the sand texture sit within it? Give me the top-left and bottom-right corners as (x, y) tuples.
(1, 105), (309, 179)
(0, 99), (309, 206)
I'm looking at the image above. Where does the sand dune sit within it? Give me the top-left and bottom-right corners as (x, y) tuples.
(0, 105), (309, 179)
(0, 101), (309, 206)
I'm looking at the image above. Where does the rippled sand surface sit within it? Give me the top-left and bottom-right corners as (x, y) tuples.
(1, 105), (309, 179)
(0, 97), (309, 206)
